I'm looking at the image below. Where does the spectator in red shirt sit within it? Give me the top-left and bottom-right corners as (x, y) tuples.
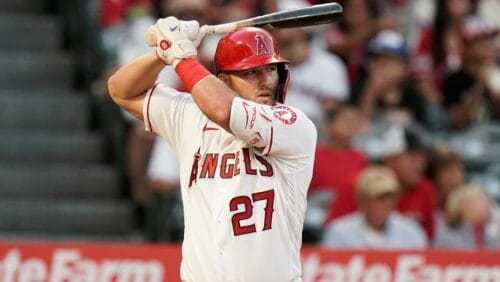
(309, 105), (368, 226)
(380, 124), (437, 240)
(100, 0), (152, 28)
(322, 165), (428, 249)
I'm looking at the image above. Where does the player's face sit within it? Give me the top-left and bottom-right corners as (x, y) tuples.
(219, 64), (279, 105)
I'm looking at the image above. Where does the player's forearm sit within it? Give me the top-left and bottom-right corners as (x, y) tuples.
(108, 51), (164, 101)
(191, 76), (236, 132)
(175, 59), (236, 132)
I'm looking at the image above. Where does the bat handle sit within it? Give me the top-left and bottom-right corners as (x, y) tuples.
(145, 22), (240, 47)
(208, 22), (239, 34)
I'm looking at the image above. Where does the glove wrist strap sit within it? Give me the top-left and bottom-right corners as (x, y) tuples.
(175, 59), (211, 92)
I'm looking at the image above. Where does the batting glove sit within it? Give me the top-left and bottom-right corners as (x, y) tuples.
(154, 17), (197, 67)
(180, 20), (209, 48)
(147, 20), (208, 48)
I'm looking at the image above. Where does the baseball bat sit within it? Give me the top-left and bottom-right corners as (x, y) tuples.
(146, 2), (343, 46)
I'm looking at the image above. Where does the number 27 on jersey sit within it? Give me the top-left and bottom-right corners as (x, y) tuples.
(229, 189), (275, 236)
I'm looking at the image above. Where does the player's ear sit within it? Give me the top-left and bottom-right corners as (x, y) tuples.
(217, 72), (230, 84)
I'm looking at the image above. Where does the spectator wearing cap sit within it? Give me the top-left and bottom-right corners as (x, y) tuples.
(351, 30), (440, 128)
(381, 124), (437, 240)
(443, 16), (500, 130)
(434, 184), (500, 249)
(322, 165), (428, 249)
(308, 105), (368, 229)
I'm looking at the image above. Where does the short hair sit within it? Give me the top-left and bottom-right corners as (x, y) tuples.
(426, 146), (464, 181)
(446, 184), (488, 227)
(323, 103), (355, 123)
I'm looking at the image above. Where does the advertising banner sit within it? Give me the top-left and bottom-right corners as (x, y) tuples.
(0, 243), (499, 281)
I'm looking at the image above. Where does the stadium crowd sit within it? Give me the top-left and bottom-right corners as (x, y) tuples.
(96, 0), (500, 249)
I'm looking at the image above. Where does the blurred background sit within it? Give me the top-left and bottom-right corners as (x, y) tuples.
(1, 0), (500, 252)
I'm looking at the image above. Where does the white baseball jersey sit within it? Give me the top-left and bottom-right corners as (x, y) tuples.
(143, 83), (317, 282)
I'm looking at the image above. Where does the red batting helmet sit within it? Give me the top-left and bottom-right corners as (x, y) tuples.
(214, 27), (290, 103)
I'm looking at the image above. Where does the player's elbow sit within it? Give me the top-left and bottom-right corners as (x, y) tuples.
(107, 73), (130, 107)
(107, 74), (120, 101)
(211, 107), (232, 132)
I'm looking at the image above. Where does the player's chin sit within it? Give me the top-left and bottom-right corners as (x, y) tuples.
(255, 95), (274, 105)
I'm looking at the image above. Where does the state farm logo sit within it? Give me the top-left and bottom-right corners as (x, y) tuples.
(0, 249), (164, 282)
(301, 253), (500, 282)
(271, 105), (297, 125)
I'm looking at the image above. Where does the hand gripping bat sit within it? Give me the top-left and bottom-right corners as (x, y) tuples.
(146, 3), (343, 47)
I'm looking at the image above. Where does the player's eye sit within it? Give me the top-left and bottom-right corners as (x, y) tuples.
(243, 69), (257, 76)
(266, 66), (277, 73)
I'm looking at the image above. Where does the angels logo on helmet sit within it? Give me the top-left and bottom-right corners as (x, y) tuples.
(255, 34), (271, 55)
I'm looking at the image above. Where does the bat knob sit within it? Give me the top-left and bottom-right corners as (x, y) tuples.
(146, 26), (157, 47)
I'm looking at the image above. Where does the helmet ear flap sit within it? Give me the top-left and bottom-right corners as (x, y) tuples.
(276, 63), (290, 103)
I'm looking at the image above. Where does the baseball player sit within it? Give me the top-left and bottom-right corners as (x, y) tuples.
(108, 16), (317, 281)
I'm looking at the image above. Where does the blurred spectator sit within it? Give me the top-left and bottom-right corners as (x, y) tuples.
(157, 0), (211, 24)
(443, 16), (500, 131)
(112, 3), (175, 213)
(273, 28), (349, 128)
(326, 0), (397, 83)
(125, 123), (157, 211)
(100, 0), (153, 63)
(398, 0), (436, 50)
(322, 165), (428, 249)
(380, 124), (437, 240)
(209, 0), (257, 23)
(352, 30), (443, 128)
(147, 138), (180, 192)
(427, 146), (466, 210)
(412, 0), (477, 106)
(145, 137), (183, 242)
(309, 105), (368, 226)
(95, 1), (159, 217)
(434, 184), (500, 249)
(478, 0), (500, 49)
(115, 0), (219, 215)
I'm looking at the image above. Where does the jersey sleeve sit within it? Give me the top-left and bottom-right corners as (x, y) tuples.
(143, 83), (199, 151)
(229, 97), (317, 159)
